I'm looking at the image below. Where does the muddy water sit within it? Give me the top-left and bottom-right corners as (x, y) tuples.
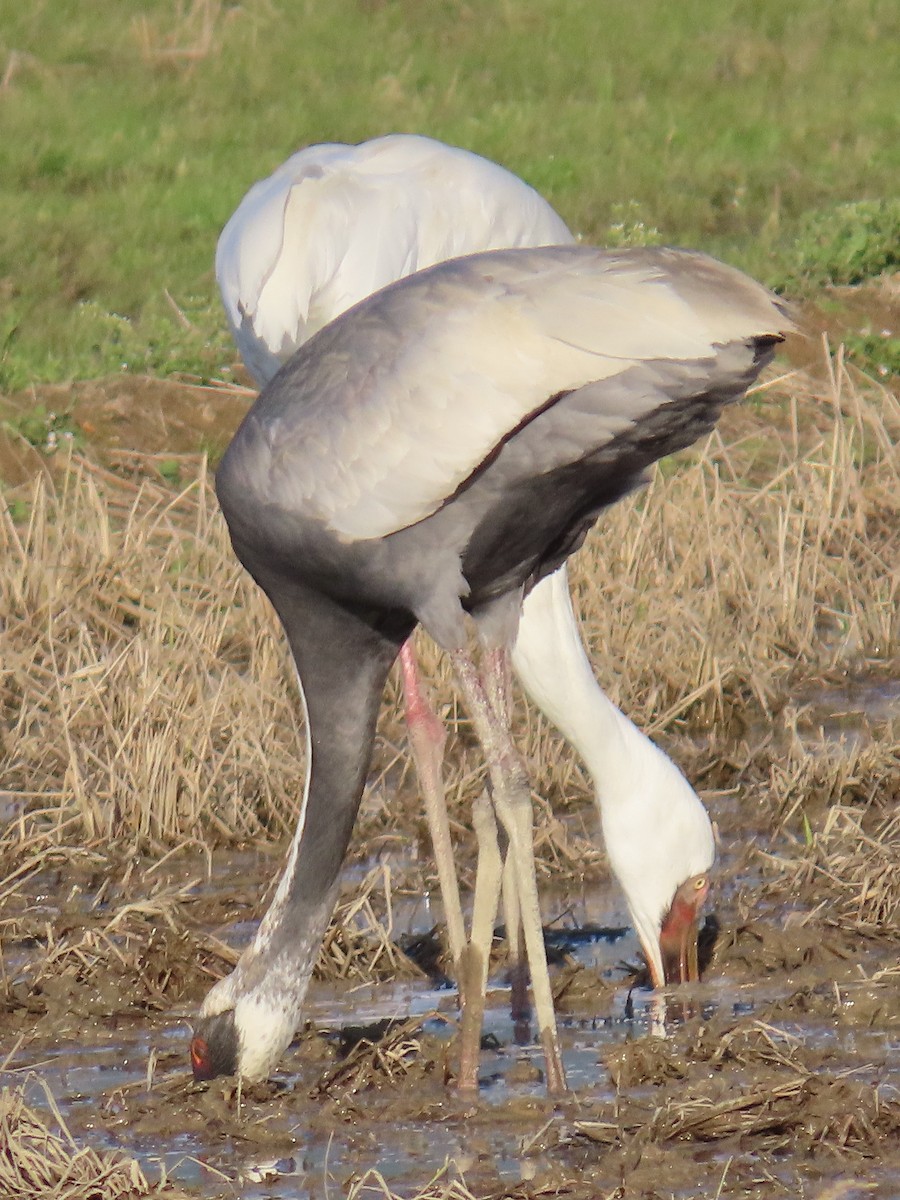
(4, 909), (897, 1198)
(0, 584), (896, 1200)
(0, 889), (751, 1197)
(3, 680), (899, 1200)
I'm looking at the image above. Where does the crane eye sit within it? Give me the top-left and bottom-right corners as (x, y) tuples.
(694, 875), (708, 890)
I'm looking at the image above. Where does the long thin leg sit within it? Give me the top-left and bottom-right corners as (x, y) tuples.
(483, 646), (512, 729)
(485, 647), (530, 1040)
(502, 850), (531, 1043)
(399, 640), (467, 977)
(457, 791), (504, 1093)
(449, 647), (567, 1095)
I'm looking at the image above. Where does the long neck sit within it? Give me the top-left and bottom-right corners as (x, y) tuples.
(512, 564), (652, 806)
(512, 562), (714, 975)
(227, 580), (407, 1003)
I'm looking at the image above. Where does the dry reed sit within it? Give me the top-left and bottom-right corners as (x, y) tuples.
(311, 1015), (432, 1099)
(775, 797), (900, 936)
(1, 456), (302, 849)
(345, 1166), (478, 1200)
(1, 348), (897, 863)
(315, 863), (426, 983)
(132, 0), (227, 65)
(0, 1080), (190, 1199)
(576, 1071), (900, 1151)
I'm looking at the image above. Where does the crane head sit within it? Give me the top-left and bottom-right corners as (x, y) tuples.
(190, 1011), (238, 1081)
(598, 735), (716, 991)
(190, 974), (302, 1083)
(657, 871), (711, 985)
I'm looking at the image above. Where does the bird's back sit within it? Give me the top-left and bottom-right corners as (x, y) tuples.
(220, 244), (792, 545)
(216, 135), (574, 385)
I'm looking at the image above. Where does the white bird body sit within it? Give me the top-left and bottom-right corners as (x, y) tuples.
(216, 134), (573, 386)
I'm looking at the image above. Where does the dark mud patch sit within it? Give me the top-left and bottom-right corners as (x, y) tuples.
(794, 276), (900, 379)
(0, 375), (250, 486)
(3, 842), (900, 1198)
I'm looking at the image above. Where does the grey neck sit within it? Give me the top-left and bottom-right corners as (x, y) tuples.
(253, 576), (410, 965)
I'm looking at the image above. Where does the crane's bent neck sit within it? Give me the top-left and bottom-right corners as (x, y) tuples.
(512, 565), (651, 804)
(201, 572), (408, 1076)
(513, 563), (715, 988)
(251, 579), (407, 961)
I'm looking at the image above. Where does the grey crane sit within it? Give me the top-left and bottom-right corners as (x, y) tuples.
(192, 243), (792, 1090)
(216, 133), (718, 1001)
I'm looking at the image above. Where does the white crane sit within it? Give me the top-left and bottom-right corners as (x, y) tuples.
(196, 243), (791, 1089)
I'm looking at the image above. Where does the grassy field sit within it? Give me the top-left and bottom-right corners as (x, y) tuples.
(1, 0), (898, 390)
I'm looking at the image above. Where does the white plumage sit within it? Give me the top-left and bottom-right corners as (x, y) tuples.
(215, 134), (723, 996)
(217, 134), (572, 386)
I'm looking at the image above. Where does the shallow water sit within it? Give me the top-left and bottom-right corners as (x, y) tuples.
(1, 923), (750, 1196)
(5, 886), (898, 1198)
(2, 681), (898, 1197)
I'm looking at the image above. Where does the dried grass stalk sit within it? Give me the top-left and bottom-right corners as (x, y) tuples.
(779, 799), (900, 935)
(0, 1081), (151, 1199)
(345, 1164), (477, 1200)
(577, 1071), (900, 1150)
(312, 1015), (431, 1100)
(314, 864), (425, 984)
(1, 457), (303, 849)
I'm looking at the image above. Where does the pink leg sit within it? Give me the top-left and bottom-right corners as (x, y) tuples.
(399, 639), (467, 978)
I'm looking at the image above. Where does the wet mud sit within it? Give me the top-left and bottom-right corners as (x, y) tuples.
(3, 775), (899, 1199)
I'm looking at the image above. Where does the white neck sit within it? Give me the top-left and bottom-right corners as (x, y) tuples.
(512, 564), (715, 963)
(513, 564), (653, 803)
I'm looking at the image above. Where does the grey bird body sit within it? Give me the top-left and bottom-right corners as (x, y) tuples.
(219, 245), (787, 646)
(201, 243), (792, 1081)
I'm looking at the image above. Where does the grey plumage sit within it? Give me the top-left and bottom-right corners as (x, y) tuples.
(218, 245), (788, 650)
(197, 243), (792, 1082)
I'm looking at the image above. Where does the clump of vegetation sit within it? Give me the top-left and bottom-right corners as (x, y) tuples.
(777, 199), (900, 290)
(844, 327), (900, 380)
(0, 297), (235, 394)
(602, 200), (662, 249)
(3, 404), (83, 453)
(0, 1081), (188, 1199)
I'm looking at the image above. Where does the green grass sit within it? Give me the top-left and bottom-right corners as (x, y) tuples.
(775, 199), (900, 290)
(1, 0), (898, 388)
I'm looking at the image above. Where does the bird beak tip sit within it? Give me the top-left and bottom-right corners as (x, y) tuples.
(657, 873), (710, 986)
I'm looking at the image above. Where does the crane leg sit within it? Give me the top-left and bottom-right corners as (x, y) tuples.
(502, 849), (531, 1042)
(399, 640), (467, 980)
(449, 647), (567, 1096)
(484, 646), (530, 1039)
(457, 790), (503, 1093)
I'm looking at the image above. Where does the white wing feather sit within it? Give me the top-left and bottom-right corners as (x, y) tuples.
(216, 134), (574, 386)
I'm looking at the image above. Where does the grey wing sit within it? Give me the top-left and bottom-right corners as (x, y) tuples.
(226, 245), (793, 541)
